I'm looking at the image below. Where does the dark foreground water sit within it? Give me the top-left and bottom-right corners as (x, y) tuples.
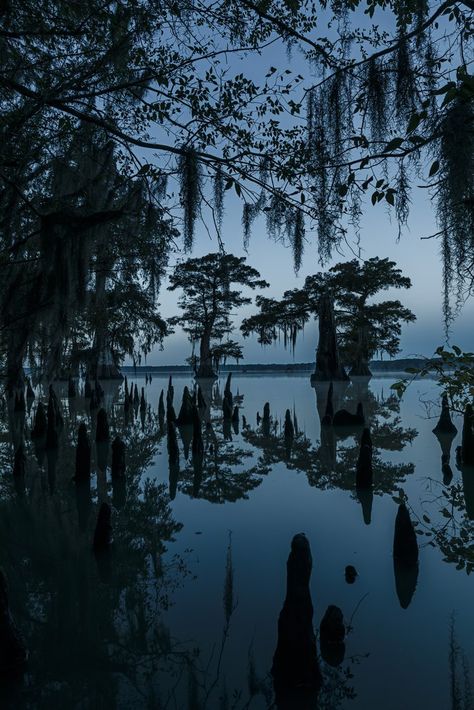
(0, 373), (473, 709)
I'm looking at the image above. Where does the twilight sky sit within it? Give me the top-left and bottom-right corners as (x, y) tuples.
(130, 10), (473, 367)
(148, 188), (474, 366)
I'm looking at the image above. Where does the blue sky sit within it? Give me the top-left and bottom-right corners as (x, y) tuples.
(150, 187), (474, 366)
(131, 8), (473, 366)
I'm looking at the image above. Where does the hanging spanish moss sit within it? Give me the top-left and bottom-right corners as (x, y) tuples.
(395, 160), (410, 235)
(213, 165), (224, 232)
(178, 147), (201, 252)
(366, 57), (389, 142)
(395, 36), (416, 124)
(285, 208), (304, 274)
(437, 96), (474, 321)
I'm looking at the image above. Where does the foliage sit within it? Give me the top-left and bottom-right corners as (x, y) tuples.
(1, 0), (473, 327)
(242, 257), (415, 369)
(168, 252), (268, 374)
(391, 345), (474, 412)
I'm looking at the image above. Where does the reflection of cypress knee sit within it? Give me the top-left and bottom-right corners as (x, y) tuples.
(95, 408), (109, 442)
(263, 402), (270, 423)
(75, 479), (91, 532)
(31, 402), (47, 440)
(222, 394), (232, 421)
(167, 401), (177, 425)
(394, 558), (418, 609)
(89, 389), (99, 411)
(333, 402), (365, 427)
(177, 386), (194, 425)
(14, 391), (25, 413)
(133, 384), (139, 408)
(112, 477), (126, 509)
(192, 408), (204, 460)
(0, 569), (29, 674)
(393, 503), (418, 565)
(462, 404), (474, 465)
(356, 428), (373, 489)
(321, 382), (334, 425)
(26, 377), (35, 401)
(319, 605), (346, 667)
(111, 437), (126, 479)
(158, 390), (165, 427)
(75, 422), (91, 481)
(284, 409), (294, 440)
(13, 444), (26, 478)
(197, 386), (206, 411)
(167, 375), (174, 405)
(433, 393), (457, 435)
(167, 421), (179, 464)
(232, 405), (239, 424)
(68, 377), (76, 398)
(95, 380), (104, 400)
(124, 391), (130, 412)
(356, 488), (373, 525)
(46, 405), (58, 449)
(93, 502), (112, 550)
(224, 372), (233, 406)
(140, 387), (146, 412)
(272, 534), (321, 697)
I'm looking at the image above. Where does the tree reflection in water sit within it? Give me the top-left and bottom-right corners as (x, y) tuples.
(0, 380), (190, 708)
(241, 379), (417, 524)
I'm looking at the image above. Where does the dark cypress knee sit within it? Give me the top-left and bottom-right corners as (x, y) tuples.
(93, 502), (112, 550)
(433, 393), (457, 435)
(0, 570), (29, 675)
(319, 605), (346, 667)
(393, 503), (418, 565)
(95, 408), (109, 442)
(13, 444), (26, 478)
(111, 437), (126, 479)
(75, 422), (91, 481)
(356, 428), (373, 489)
(272, 534), (321, 700)
(31, 402), (47, 440)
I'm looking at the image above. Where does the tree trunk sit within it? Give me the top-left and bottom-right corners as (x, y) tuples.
(349, 325), (372, 377)
(89, 247), (122, 380)
(197, 330), (217, 379)
(311, 293), (348, 382)
(6, 327), (28, 398)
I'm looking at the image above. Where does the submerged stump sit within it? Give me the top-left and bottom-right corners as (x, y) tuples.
(272, 533), (321, 703)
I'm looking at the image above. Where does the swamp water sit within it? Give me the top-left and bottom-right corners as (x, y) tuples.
(0, 373), (473, 709)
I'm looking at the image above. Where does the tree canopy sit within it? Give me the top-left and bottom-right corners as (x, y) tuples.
(0, 0), (473, 385)
(241, 257), (416, 374)
(168, 252), (268, 377)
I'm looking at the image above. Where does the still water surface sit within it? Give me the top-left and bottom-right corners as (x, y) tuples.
(1, 373), (472, 709)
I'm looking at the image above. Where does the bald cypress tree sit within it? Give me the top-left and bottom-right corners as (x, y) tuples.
(168, 253), (268, 378)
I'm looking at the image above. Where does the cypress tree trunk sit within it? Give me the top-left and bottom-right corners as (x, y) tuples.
(311, 293), (348, 382)
(197, 329), (217, 379)
(349, 325), (372, 377)
(90, 247), (122, 380)
(6, 327), (27, 398)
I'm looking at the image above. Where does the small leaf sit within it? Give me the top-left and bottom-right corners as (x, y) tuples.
(429, 160), (440, 177)
(407, 113), (421, 133)
(384, 137), (403, 152)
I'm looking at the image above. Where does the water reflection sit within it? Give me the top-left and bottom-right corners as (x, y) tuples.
(0, 373), (473, 707)
(0, 381), (188, 707)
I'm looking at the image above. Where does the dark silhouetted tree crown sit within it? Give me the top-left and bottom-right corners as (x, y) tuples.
(241, 257), (416, 363)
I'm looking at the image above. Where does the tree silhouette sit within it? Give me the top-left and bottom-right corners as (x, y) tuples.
(168, 253), (268, 378)
(1, 0), (473, 321)
(242, 257), (415, 375)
